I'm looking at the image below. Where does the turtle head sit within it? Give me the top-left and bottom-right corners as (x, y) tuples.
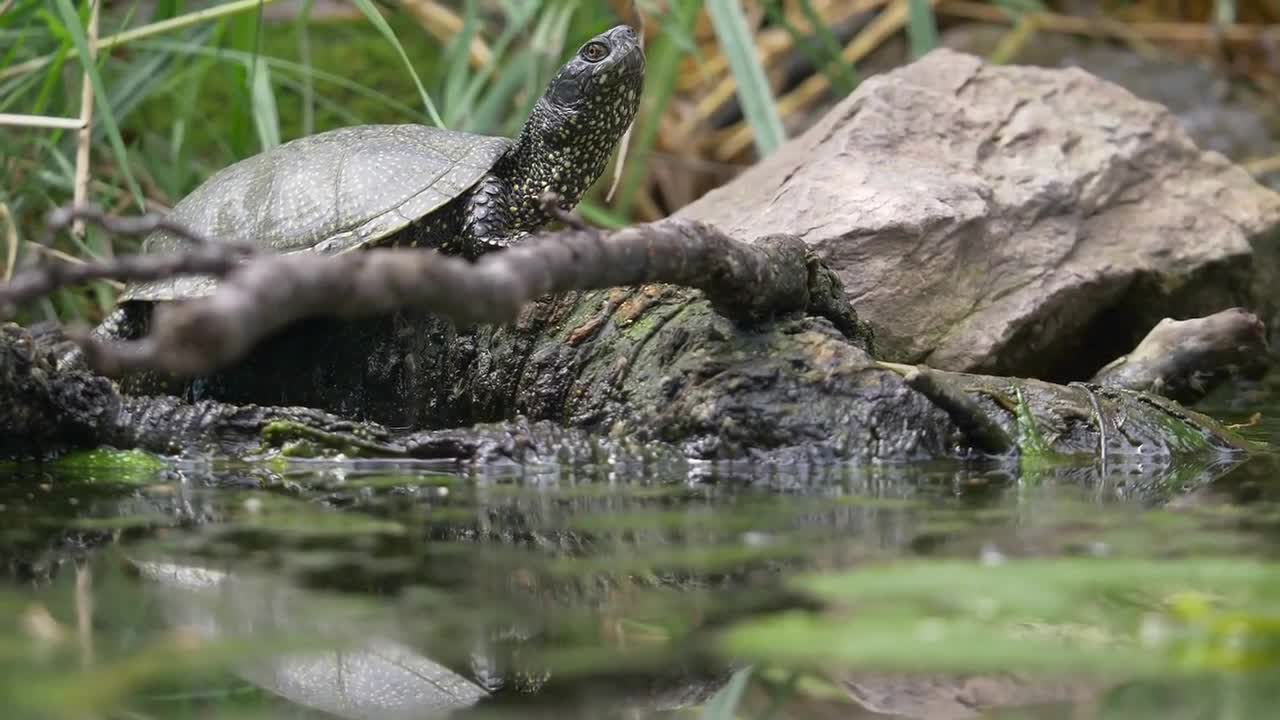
(543, 24), (645, 119)
(502, 25), (644, 221)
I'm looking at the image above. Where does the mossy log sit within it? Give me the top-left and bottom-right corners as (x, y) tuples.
(0, 273), (1257, 465)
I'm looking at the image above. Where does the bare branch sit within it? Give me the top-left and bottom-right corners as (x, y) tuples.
(32, 213), (824, 378)
(42, 205), (236, 248)
(0, 247), (244, 320)
(0, 206), (252, 318)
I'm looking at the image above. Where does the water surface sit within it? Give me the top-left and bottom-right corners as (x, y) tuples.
(3, 383), (1279, 720)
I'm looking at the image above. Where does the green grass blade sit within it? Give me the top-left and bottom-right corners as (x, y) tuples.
(470, 59), (535, 136)
(441, 0), (479, 127)
(135, 39), (430, 124)
(20, 45), (68, 115)
(104, 49), (178, 126)
(613, 0), (702, 216)
(293, 0), (316, 136)
(248, 60), (280, 149)
(460, 1), (543, 132)
(512, 0), (577, 136)
(795, 0), (858, 95)
(574, 201), (629, 230)
(906, 0), (939, 58)
(51, 0), (147, 211)
(348, 0), (444, 128)
(706, 0), (786, 157)
(152, 0), (187, 21)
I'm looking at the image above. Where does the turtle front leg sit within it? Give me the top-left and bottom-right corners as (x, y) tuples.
(460, 174), (538, 259)
(461, 175), (516, 258)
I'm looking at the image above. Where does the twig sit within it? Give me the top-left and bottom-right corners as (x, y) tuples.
(1090, 307), (1268, 403)
(26, 240), (102, 269)
(72, 0), (101, 242)
(888, 363), (1015, 455)
(24, 241), (126, 292)
(11, 206), (822, 378)
(0, 206), (249, 318)
(42, 204), (238, 249)
(1072, 382), (1110, 472)
(0, 248), (243, 321)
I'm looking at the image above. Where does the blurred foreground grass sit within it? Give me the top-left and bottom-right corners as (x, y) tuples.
(1, 0), (1277, 326)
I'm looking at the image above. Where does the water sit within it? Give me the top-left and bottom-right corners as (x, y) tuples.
(2, 388), (1279, 719)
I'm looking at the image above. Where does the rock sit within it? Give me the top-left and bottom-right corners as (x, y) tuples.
(936, 24), (1280, 192)
(676, 49), (1280, 382)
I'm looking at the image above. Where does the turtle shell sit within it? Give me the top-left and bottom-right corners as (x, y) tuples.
(121, 124), (512, 302)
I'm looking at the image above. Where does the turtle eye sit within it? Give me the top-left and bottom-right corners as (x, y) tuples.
(581, 41), (609, 63)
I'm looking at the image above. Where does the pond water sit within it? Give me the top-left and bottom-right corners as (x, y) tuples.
(2, 383), (1279, 719)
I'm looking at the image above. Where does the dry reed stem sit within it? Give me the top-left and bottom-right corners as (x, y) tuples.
(398, 0), (493, 70)
(939, 0), (1277, 44)
(1245, 154), (1280, 176)
(0, 204), (17, 283)
(72, 0), (101, 242)
(0, 113), (84, 129)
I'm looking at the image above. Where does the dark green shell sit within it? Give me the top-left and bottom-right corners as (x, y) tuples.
(120, 124), (512, 302)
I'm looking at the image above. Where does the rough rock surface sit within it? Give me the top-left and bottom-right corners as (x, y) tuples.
(676, 48), (1280, 382)
(935, 24), (1280, 190)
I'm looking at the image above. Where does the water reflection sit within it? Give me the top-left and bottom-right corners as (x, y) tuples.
(1, 444), (1278, 719)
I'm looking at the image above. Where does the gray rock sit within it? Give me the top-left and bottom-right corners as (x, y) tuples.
(677, 49), (1280, 380)
(937, 24), (1280, 187)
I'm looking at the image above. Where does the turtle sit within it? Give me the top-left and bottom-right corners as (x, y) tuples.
(90, 24), (645, 345)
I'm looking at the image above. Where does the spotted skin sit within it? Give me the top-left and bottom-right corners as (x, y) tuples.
(89, 25), (644, 346)
(401, 25), (645, 256)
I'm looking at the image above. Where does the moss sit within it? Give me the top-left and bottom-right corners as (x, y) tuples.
(259, 420), (394, 458)
(1012, 387), (1081, 472)
(51, 448), (167, 480)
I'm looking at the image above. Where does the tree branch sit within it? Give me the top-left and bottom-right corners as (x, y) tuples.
(1, 205), (841, 379)
(0, 206), (250, 319)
